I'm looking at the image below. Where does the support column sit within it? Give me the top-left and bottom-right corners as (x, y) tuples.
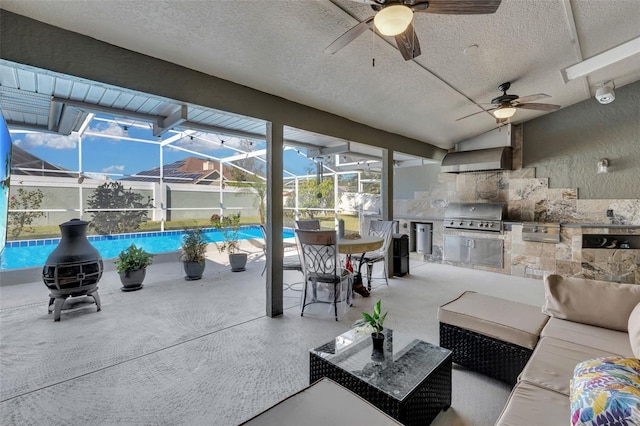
(381, 149), (394, 277)
(266, 121), (284, 317)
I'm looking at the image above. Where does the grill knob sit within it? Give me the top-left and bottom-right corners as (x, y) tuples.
(449, 221), (455, 226)
(489, 223), (495, 228)
(469, 222), (474, 226)
(478, 223), (484, 227)
(459, 222), (464, 226)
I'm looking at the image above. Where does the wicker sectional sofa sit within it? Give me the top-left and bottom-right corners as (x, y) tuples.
(439, 274), (640, 426)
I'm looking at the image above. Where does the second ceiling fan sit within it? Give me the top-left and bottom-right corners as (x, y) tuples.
(325, 0), (502, 61)
(456, 82), (561, 124)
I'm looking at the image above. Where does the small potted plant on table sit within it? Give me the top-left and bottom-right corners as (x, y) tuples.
(354, 299), (388, 350)
(114, 244), (154, 291)
(180, 228), (208, 280)
(211, 212), (247, 272)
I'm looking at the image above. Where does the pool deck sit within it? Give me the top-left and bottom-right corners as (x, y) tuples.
(0, 240), (545, 425)
(0, 236), (273, 285)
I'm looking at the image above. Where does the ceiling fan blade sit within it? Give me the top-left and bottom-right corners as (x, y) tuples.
(516, 103), (561, 111)
(456, 107), (497, 121)
(344, 0), (381, 4)
(395, 23), (421, 60)
(324, 16), (375, 55)
(414, 0), (502, 14)
(513, 93), (550, 104)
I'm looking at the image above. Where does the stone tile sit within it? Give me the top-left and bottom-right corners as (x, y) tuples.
(520, 201), (535, 221)
(476, 183), (499, 201)
(540, 257), (556, 272)
(547, 188), (577, 201)
(541, 243), (557, 260)
(525, 241), (543, 257)
(545, 200), (578, 222)
(556, 260), (581, 276)
(610, 200), (640, 225)
(534, 200), (548, 221)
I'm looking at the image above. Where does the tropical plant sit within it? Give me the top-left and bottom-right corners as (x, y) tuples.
(285, 177), (334, 219)
(7, 187), (45, 239)
(86, 181), (154, 235)
(354, 300), (388, 337)
(180, 228), (208, 264)
(114, 244), (154, 273)
(211, 212), (242, 254)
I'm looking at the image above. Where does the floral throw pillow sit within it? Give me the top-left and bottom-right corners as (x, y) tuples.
(570, 357), (640, 426)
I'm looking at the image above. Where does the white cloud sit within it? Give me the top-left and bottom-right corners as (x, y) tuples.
(102, 165), (125, 173)
(14, 133), (77, 150)
(89, 122), (125, 137)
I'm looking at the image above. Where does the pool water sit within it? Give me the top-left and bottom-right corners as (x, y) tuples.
(0, 226), (295, 271)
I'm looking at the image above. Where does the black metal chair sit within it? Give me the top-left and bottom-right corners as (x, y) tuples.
(294, 219), (321, 230)
(260, 225), (303, 280)
(351, 220), (395, 290)
(295, 229), (351, 321)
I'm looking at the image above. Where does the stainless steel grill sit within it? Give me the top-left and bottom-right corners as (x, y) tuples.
(444, 203), (506, 233)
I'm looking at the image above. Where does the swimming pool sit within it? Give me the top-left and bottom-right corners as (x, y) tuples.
(0, 226), (295, 271)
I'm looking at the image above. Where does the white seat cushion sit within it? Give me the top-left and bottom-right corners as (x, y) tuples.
(240, 378), (402, 425)
(519, 337), (620, 396)
(495, 381), (569, 426)
(541, 317), (633, 357)
(438, 291), (548, 349)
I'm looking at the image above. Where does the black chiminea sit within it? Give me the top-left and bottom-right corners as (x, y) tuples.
(42, 219), (103, 321)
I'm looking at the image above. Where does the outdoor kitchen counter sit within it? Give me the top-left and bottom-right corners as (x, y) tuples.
(504, 221), (640, 229)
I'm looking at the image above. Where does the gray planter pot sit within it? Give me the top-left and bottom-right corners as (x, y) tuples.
(119, 268), (146, 291)
(229, 253), (247, 272)
(183, 261), (205, 280)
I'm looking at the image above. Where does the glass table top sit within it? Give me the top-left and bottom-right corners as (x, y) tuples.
(311, 328), (452, 401)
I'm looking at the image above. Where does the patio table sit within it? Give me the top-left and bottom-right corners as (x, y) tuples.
(310, 328), (452, 425)
(338, 236), (383, 289)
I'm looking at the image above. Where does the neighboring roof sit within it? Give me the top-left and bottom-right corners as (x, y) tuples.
(10, 144), (76, 178)
(122, 156), (233, 184)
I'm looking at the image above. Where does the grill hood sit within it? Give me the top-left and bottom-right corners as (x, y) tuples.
(441, 147), (512, 173)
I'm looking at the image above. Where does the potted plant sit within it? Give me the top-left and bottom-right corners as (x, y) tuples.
(180, 228), (208, 280)
(114, 244), (154, 291)
(354, 299), (388, 350)
(211, 212), (247, 272)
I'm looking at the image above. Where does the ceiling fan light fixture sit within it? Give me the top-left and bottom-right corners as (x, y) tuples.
(493, 106), (517, 119)
(374, 5), (413, 36)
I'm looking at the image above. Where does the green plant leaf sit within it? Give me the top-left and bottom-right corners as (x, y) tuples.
(373, 299), (381, 317)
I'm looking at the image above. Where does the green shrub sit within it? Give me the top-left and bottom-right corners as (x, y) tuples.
(114, 244), (154, 273)
(179, 228), (208, 264)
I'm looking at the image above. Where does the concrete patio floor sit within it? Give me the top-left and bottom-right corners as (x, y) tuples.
(0, 246), (545, 425)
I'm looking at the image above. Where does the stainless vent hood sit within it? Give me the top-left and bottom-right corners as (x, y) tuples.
(441, 147), (513, 173)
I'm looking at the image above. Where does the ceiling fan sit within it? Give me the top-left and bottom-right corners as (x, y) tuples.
(456, 82), (561, 124)
(325, 0), (502, 61)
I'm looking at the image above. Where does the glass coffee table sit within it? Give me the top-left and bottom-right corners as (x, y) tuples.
(310, 328), (452, 426)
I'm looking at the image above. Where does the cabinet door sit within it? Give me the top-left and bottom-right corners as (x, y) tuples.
(469, 238), (503, 268)
(443, 235), (470, 263)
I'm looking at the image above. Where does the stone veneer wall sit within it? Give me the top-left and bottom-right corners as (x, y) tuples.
(394, 165), (640, 284)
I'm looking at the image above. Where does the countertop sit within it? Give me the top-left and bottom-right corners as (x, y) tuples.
(504, 221), (639, 229)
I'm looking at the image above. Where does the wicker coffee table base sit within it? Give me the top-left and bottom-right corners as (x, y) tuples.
(310, 352), (452, 426)
(439, 323), (533, 385)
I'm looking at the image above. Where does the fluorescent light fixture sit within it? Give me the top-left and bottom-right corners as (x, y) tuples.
(561, 36), (640, 82)
(374, 5), (413, 36)
(493, 106), (516, 119)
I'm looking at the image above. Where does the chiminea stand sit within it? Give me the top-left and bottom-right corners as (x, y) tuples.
(48, 288), (101, 322)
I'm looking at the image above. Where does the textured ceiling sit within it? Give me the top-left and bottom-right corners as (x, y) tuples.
(2, 0), (639, 150)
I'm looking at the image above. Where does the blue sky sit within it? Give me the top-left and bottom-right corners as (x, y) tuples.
(9, 115), (317, 178)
